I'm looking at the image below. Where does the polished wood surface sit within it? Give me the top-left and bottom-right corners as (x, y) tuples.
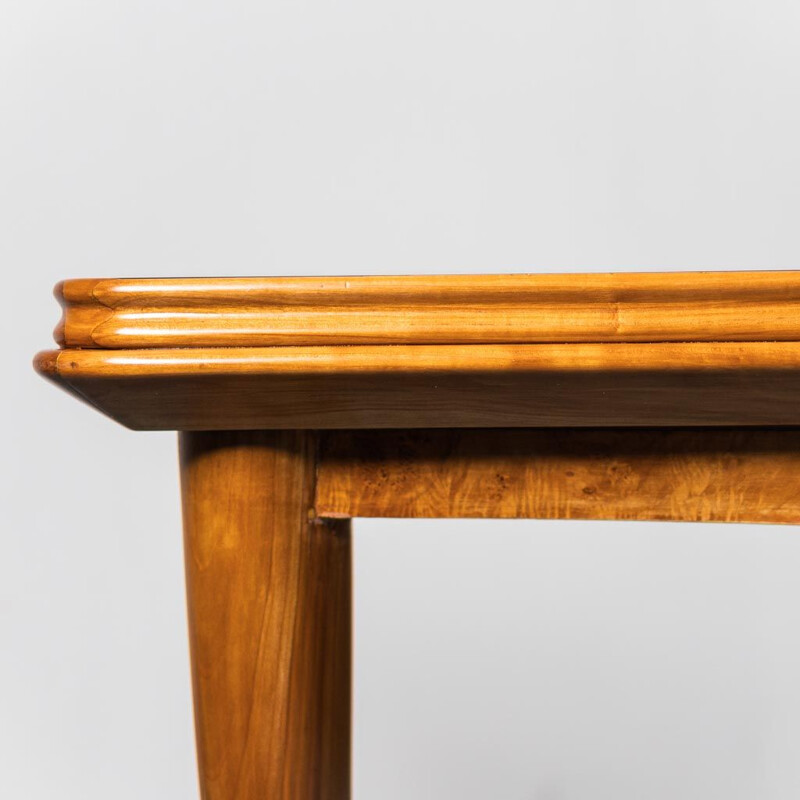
(40, 271), (800, 429)
(56, 271), (800, 348)
(34, 341), (800, 429)
(316, 428), (800, 524)
(181, 431), (351, 800)
(35, 270), (800, 800)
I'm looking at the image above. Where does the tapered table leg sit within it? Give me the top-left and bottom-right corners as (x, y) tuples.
(179, 431), (351, 800)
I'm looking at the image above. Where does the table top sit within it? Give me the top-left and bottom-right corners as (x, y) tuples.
(55, 271), (800, 347)
(35, 271), (800, 430)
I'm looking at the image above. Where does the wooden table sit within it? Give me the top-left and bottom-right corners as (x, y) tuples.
(35, 271), (800, 799)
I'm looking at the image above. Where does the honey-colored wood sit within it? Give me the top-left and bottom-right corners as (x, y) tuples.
(55, 271), (800, 348)
(181, 431), (351, 800)
(34, 271), (800, 800)
(33, 341), (800, 429)
(315, 428), (800, 524)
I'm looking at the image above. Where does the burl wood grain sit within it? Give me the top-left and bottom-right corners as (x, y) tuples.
(180, 431), (351, 800)
(315, 428), (800, 524)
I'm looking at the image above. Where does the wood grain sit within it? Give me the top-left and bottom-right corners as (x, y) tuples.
(37, 272), (800, 800)
(181, 431), (351, 800)
(315, 428), (800, 524)
(34, 342), (800, 429)
(56, 271), (800, 348)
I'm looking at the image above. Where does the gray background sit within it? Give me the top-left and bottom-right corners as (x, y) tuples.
(3, 1), (800, 797)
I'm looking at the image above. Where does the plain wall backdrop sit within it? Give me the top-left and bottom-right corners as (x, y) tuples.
(3, 1), (800, 797)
